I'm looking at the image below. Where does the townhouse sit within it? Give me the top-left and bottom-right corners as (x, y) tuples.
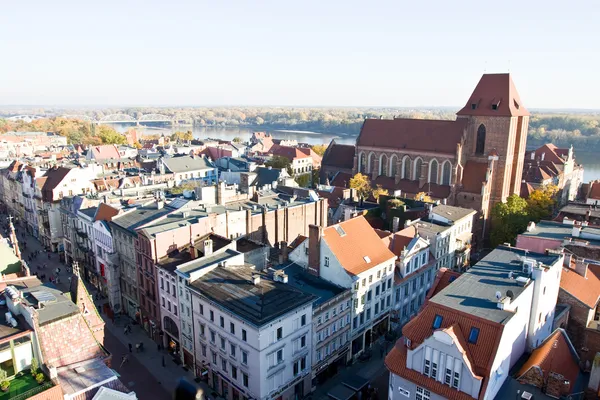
(305, 215), (397, 357)
(188, 262), (316, 400)
(385, 246), (564, 400)
(157, 154), (218, 185)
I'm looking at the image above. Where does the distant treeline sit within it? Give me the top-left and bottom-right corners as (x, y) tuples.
(2, 107), (600, 150)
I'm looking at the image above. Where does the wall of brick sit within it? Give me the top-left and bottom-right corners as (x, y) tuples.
(558, 289), (598, 363)
(28, 383), (63, 400)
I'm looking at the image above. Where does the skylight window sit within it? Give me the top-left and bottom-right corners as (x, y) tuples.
(334, 225), (346, 237)
(432, 315), (443, 329)
(468, 327), (480, 344)
(470, 103), (477, 110)
(363, 256), (371, 263)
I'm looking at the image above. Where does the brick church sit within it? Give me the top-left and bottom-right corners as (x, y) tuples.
(353, 73), (530, 244)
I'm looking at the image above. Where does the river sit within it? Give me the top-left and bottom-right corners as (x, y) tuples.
(114, 124), (600, 183)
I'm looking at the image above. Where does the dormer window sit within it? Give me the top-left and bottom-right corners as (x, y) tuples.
(468, 327), (480, 344)
(491, 99), (501, 110)
(432, 314), (443, 329)
(514, 99), (520, 110)
(491, 104), (498, 110)
(470, 103), (477, 110)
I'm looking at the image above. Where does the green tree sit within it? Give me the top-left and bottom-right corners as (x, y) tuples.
(526, 185), (558, 222)
(490, 194), (530, 247)
(295, 174), (311, 188)
(311, 144), (327, 156)
(98, 125), (127, 145)
(265, 155), (293, 176)
(170, 181), (202, 195)
(349, 173), (371, 200)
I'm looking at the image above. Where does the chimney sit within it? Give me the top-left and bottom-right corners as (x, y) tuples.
(575, 258), (588, 278)
(202, 239), (213, 256)
(252, 274), (261, 285)
(156, 200), (164, 210)
(442, 198), (447, 205)
(392, 217), (400, 233)
(572, 223), (582, 238)
(308, 224), (323, 276)
(563, 253), (572, 268)
(281, 241), (288, 262)
(530, 152), (535, 160)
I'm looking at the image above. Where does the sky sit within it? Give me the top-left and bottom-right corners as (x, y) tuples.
(1, 0), (599, 109)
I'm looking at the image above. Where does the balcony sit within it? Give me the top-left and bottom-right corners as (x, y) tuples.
(76, 228), (88, 239)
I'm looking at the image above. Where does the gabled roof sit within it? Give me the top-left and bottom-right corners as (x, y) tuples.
(330, 172), (352, 187)
(41, 166), (72, 199)
(560, 262), (600, 309)
(322, 140), (356, 169)
(95, 203), (119, 222)
(322, 216), (396, 275)
(269, 144), (309, 160)
(520, 181), (536, 198)
(389, 225), (418, 256)
(402, 301), (504, 378)
(588, 181), (600, 200)
(357, 118), (466, 154)
(457, 73), (530, 117)
(516, 329), (580, 393)
(91, 145), (121, 160)
(425, 268), (461, 301)
(531, 143), (569, 165)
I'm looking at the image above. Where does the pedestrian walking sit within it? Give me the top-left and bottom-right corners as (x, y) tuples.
(120, 355), (129, 368)
(128, 343), (132, 353)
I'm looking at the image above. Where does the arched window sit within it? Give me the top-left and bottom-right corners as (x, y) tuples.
(413, 158), (423, 181)
(429, 160), (438, 184)
(390, 155), (398, 177)
(401, 156), (411, 179)
(359, 152), (367, 173)
(441, 161), (452, 185)
(379, 155), (388, 176)
(476, 124), (486, 155)
(368, 152), (376, 174)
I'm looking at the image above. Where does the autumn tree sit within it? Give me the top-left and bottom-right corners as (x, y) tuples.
(98, 125), (127, 145)
(171, 130), (194, 142)
(490, 194), (530, 247)
(311, 144), (327, 156)
(349, 173), (372, 200)
(414, 192), (433, 202)
(372, 185), (389, 201)
(295, 174), (311, 188)
(526, 185), (558, 222)
(265, 155), (293, 176)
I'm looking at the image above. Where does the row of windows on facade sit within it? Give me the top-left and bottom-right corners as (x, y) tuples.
(316, 315), (351, 342)
(316, 300), (351, 325)
(359, 278), (393, 305)
(358, 154), (452, 185)
(352, 295), (392, 330)
(199, 302), (307, 343)
(395, 268), (434, 302)
(423, 345), (464, 391)
(316, 333), (349, 362)
(405, 252), (429, 275)
(351, 264), (394, 291)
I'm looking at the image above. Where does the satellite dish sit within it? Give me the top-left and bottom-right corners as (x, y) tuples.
(495, 291), (502, 300)
(506, 290), (515, 300)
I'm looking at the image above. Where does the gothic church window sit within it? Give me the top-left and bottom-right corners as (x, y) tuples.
(441, 161), (452, 186)
(390, 155), (398, 177)
(413, 158), (423, 181)
(380, 155), (388, 177)
(429, 160), (438, 184)
(476, 124), (486, 155)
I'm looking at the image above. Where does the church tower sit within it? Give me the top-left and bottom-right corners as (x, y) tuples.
(457, 73), (530, 206)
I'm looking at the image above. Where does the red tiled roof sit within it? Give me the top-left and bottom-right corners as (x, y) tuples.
(330, 172), (352, 187)
(390, 226), (417, 256)
(322, 140), (356, 169)
(385, 340), (483, 400)
(516, 329), (580, 393)
(457, 73), (530, 117)
(588, 181), (600, 200)
(94, 203), (119, 222)
(91, 144), (120, 160)
(425, 268), (461, 301)
(358, 118), (466, 154)
(322, 216), (396, 275)
(270, 144), (309, 161)
(461, 161), (488, 194)
(532, 143), (568, 165)
(520, 181), (535, 198)
(560, 263), (600, 309)
(41, 167), (72, 202)
(402, 302), (504, 377)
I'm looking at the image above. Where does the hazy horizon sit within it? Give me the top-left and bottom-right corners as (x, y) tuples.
(2, 1), (599, 109)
